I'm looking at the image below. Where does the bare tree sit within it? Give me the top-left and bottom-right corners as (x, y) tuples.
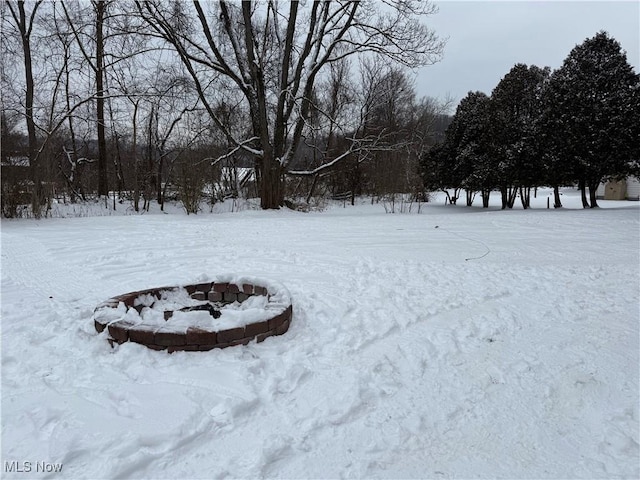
(135, 0), (444, 209)
(61, 0), (151, 200)
(4, 2), (101, 211)
(94, 0), (107, 196)
(5, 1), (46, 216)
(59, 0), (110, 196)
(290, 56), (355, 203)
(39, 2), (91, 201)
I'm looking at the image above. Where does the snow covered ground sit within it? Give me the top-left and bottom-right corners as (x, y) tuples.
(2, 190), (639, 479)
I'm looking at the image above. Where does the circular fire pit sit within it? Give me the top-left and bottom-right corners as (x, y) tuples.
(93, 276), (292, 352)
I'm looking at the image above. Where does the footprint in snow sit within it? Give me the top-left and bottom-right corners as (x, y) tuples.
(486, 365), (505, 385)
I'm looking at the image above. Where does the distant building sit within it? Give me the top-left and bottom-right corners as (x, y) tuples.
(596, 177), (640, 201)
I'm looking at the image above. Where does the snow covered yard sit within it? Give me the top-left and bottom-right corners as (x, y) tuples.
(2, 192), (639, 479)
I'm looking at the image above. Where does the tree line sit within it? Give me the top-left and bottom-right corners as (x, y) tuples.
(420, 31), (640, 209)
(1, 0), (449, 218)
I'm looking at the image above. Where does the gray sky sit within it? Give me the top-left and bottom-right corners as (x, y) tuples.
(414, 1), (640, 109)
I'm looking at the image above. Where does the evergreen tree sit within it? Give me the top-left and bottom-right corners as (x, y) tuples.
(538, 80), (577, 209)
(452, 92), (495, 208)
(421, 91), (495, 207)
(491, 64), (550, 209)
(542, 31), (639, 208)
(421, 140), (467, 205)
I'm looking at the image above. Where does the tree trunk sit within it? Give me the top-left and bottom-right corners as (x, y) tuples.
(500, 186), (507, 209)
(553, 185), (563, 208)
(452, 188), (461, 205)
(14, 1), (44, 217)
(95, 0), (108, 197)
(588, 180), (599, 208)
(306, 174), (319, 204)
(64, 43), (82, 202)
(157, 155), (164, 207)
(481, 189), (490, 208)
(112, 135), (124, 195)
(145, 107), (155, 210)
(132, 102), (139, 212)
(507, 186), (518, 209)
(466, 189), (475, 206)
(578, 178), (589, 208)
(519, 186), (531, 209)
(260, 159), (284, 209)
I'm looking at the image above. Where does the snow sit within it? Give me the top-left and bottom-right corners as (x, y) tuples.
(1, 189), (639, 479)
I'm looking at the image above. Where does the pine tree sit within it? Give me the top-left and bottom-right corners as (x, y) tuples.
(491, 64), (550, 209)
(454, 92), (495, 208)
(427, 91), (495, 207)
(420, 142), (460, 204)
(542, 31), (639, 208)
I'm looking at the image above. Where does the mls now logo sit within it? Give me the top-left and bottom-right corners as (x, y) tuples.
(4, 461), (63, 473)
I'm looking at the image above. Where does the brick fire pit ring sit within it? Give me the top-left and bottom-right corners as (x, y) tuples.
(93, 276), (292, 352)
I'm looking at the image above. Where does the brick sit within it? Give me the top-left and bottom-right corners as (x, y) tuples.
(244, 321), (269, 337)
(198, 344), (217, 351)
(108, 322), (130, 342)
(227, 284), (240, 294)
(223, 292), (238, 303)
(229, 337), (252, 347)
(254, 286), (267, 296)
(95, 319), (108, 333)
(186, 327), (217, 345)
(195, 282), (212, 293)
(146, 344), (167, 351)
(155, 331), (187, 346)
(164, 311), (173, 321)
(217, 327), (245, 343)
(184, 284), (197, 295)
(120, 289), (151, 306)
(114, 294), (136, 307)
(268, 311), (288, 330)
(237, 293), (249, 303)
(191, 292), (206, 301)
(168, 345), (200, 353)
(96, 300), (119, 309)
(275, 318), (290, 336)
(128, 328), (156, 345)
(110, 294), (126, 304)
(256, 331), (274, 343)
(213, 283), (229, 293)
(242, 284), (254, 295)
(208, 291), (223, 302)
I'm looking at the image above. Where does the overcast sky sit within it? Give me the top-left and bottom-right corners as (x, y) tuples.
(413, 1), (640, 109)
